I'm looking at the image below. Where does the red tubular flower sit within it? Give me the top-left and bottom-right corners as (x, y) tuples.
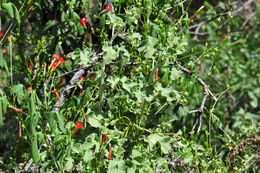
(55, 57), (66, 69)
(80, 18), (88, 28)
(29, 62), (32, 71)
(27, 87), (32, 91)
(108, 143), (112, 160)
(53, 54), (60, 61)
(44, 62), (47, 74)
(93, 73), (96, 79)
(2, 49), (7, 54)
(58, 82), (65, 87)
(199, 62), (202, 71)
(50, 54), (60, 67)
(72, 122), (83, 136)
(189, 14), (197, 23)
(52, 88), (60, 101)
(80, 91), (84, 95)
(82, 112), (87, 128)
(143, 67), (146, 74)
(79, 76), (85, 84)
(19, 121), (22, 138)
(155, 69), (158, 82)
(9, 105), (23, 113)
(0, 32), (4, 38)
(28, 5), (34, 12)
(106, 5), (111, 12)
(101, 135), (108, 146)
(9, 34), (13, 43)
(222, 35), (227, 40)
(88, 33), (91, 39)
(51, 62), (57, 68)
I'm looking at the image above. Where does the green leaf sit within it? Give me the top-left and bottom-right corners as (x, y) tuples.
(44, 111), (56, 133)
(31, 135), (40, 164)
(102, 45), (117, 65)
(2, 3), (14, 18)
(0, 50), (6, 67)
(83, 150), (93, 162)
(159, 137), (172, 154)
(80, 49), (92, 66)
(212, 114), (220, 128)
(43, 20), (56, 31)
(12, 4), (20, 25)
(64, 157), (74, 171)
(170, 67), (181, 80)
(248, 91), (258, 108)
(87, 114), (102, 128)
(147, 134), (163, 150)
(0, 101), (2, 128)
(107, 159), (126, 173)
(178, 106), (189, 117)
(107, 76), (120, 89)
(55, 111), (67, 134)
(11, 84), (24, 94)
(2, 96), (7, 113)
(30, 92), (36, 114)
(30, 112), (40, 134)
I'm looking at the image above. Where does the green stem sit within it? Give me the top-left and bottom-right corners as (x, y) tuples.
(10, 41), (13, 86)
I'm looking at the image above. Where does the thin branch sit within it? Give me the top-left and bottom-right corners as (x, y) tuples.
(188, 0), (255, 36)
(175, 62), (217, 115)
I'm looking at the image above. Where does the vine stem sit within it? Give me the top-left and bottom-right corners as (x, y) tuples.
(139, 55), (162, 126)
(208, 86), (232, 153)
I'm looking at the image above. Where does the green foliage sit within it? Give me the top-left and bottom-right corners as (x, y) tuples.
(0, 0), (259, 172)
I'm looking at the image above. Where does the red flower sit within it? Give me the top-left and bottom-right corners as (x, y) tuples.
(199, 62), (202, 71)
(155, 69), (158, 82)
(53, 54), (60, 61)
(93, 73), (96, 79)
(2, 49), (7, 54)
(54, 57), (66, 69)
(9, 34), (13, 43)
(44, 62), (47, 74)
(189, 14), (197, 23)
(82, 112), (87, 128)
(80, 18), (88, 28)
(59, 57), (66, 63)
(143, 67), (146, 74)
(0, 32), (4, 38)
(58, 82), (65, 87)
(50, 54), (60, 70)
(27, 87), (32, 91)
(76, 122), (83, 128)
(52, 88), (60, 100)
(9, 105), (23, 113)
(106, 5), (111, 12)
(222, 35), (227, 40)
(101, 135), (108, 146)
(80, 76), (85, 80)
(28, 5), (34, 12)
(29, 62), (32, 71)
(19, 121), (22, 138)
(108, 143), (112, 160)
(51, 62), (57, 68)
(80, 91), (84, 95)
(72, 121), (83, 136)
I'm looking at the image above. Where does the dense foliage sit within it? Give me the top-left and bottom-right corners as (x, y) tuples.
(0, 0), (259, 172)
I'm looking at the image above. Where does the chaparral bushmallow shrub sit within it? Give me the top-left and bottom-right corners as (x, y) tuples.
(0, 0), (259, 172)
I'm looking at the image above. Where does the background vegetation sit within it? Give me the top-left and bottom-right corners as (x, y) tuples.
(0, 0), (259, 172)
